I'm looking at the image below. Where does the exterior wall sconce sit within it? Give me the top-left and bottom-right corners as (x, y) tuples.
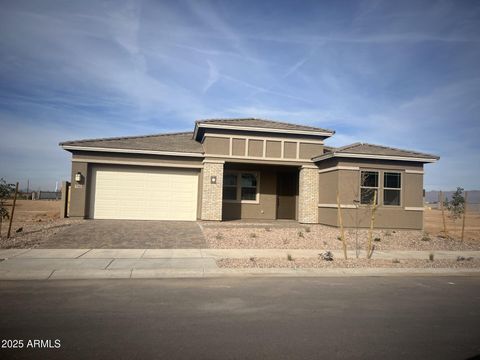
(210, 176), (217, 184)
(75, 172), (82, 183)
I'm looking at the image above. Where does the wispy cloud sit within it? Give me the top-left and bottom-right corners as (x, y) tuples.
(203, 60), (220, 93)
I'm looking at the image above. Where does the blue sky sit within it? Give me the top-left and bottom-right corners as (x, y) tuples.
(0, 0), (479, 190)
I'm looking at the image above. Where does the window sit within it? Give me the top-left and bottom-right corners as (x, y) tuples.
(383, 172), (401, 206)
(241, 173), (257, 201)
(360, 171), (379, 205)
(223, 173), (237, 201)
(223, 172), (259, 202)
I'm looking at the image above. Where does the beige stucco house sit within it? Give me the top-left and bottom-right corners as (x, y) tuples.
(60, 118), (439, 229)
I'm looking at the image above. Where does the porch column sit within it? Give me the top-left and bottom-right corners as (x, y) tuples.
(201, 160), (224, 221)
(298, 165), (319, 224)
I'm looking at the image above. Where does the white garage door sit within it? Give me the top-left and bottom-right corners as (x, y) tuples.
(90, 166), (199, 221)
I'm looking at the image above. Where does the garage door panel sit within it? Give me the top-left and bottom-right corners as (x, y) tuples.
(90, 167), (198, 221)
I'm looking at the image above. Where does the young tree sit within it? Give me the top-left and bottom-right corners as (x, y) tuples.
(0, 178), (15, 237)
(445, 187), (465, 220)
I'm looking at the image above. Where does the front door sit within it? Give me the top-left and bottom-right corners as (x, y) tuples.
(276, 172), (297, 220)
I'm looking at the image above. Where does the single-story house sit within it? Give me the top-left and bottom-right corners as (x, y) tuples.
(60, 118), (439, 229)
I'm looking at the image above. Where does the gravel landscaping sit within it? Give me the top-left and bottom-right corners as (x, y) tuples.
(0, 219), (85, 248)
(203, 224), (480, 251)
(217, 257), (480, 269)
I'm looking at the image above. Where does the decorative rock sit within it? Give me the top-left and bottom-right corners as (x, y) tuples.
(319, 251), (334, 261)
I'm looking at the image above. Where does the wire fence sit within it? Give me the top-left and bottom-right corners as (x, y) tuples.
(425, 202), (480, 213)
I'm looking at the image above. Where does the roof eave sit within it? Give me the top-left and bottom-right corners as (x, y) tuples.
(193, 121), (201, 141)
(312, 152), (440, 163)
(60, 145), (205, 158)
(195, 122), (335, 138)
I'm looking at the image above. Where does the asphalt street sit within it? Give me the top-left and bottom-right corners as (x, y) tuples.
(0, 277), (479, 359)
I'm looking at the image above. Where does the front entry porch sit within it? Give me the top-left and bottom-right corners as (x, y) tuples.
(200, 160), (320, 223)
(222, 163), (299, 221)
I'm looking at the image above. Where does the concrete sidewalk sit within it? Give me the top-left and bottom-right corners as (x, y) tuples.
(1, 248), (479, 280)
(2, 248), (480, 260)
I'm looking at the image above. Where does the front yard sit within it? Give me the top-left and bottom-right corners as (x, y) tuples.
(202, 208), (480, 251)
(1, 201), (479, 256)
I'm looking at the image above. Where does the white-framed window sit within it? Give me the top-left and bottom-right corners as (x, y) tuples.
(383, 172), (401, 206)
(223, 172), (259, 203)
(360, 170), (379, 205)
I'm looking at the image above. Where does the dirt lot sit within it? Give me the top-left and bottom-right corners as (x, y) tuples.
(0, 200), (83, 248)
(424, 208), (480, 241)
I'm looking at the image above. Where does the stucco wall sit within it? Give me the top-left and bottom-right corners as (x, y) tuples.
(284, 142), (297, 159)
(69, 161), (89, 218)
(72, 151), (203, 167)
(265, 140), (281, 158)
(203, 137), (230, 155)
(318, 207), (423, 229)
(299, 143), (323, 159)
(201, 128), (324, 161)
(248, 139), (263, 157)
(232, 138), (246, 156)
(317, 158), (425, 229)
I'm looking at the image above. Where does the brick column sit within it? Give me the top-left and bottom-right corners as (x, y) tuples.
(298, 165), (319, 224)
(201, 160), (224, 221)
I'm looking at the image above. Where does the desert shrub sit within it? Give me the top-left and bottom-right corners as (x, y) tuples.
(298, 231), (304, 238)
(421, 232), (431, 242)
(392, 258), (400, 264)
(0, 178), (14, 224)
(287, 254), (293, 261)
(445, 187), (465, 220)
(250, 233), (257, 238)
(374, 237), (381, 242)
(305, 227), (311, 233)
(429, 253), (435, 261)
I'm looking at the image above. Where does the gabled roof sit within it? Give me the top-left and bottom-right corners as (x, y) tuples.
(60, 132), (204, 156)
(194, 118), (335, 140)
(313, 143), (440, 163)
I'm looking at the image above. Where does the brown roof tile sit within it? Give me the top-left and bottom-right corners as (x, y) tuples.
(315, 143), (439, 161)
(196, 118), (335, 134)
(60, 132), (203, 154)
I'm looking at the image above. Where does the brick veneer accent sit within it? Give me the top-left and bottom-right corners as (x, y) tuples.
(201, 161), (224, 221)
(298, 166), (319, 223)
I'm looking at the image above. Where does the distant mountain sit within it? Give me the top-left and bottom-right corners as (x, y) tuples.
(425, 190), (480, 203)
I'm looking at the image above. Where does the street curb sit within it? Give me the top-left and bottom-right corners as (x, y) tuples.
(1, 268), (479, 280)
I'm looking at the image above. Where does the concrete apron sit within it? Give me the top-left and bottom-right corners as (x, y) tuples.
(0, 249), (479, 280)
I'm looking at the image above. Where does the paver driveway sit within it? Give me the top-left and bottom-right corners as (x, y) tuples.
(40, 220), (207, 249)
